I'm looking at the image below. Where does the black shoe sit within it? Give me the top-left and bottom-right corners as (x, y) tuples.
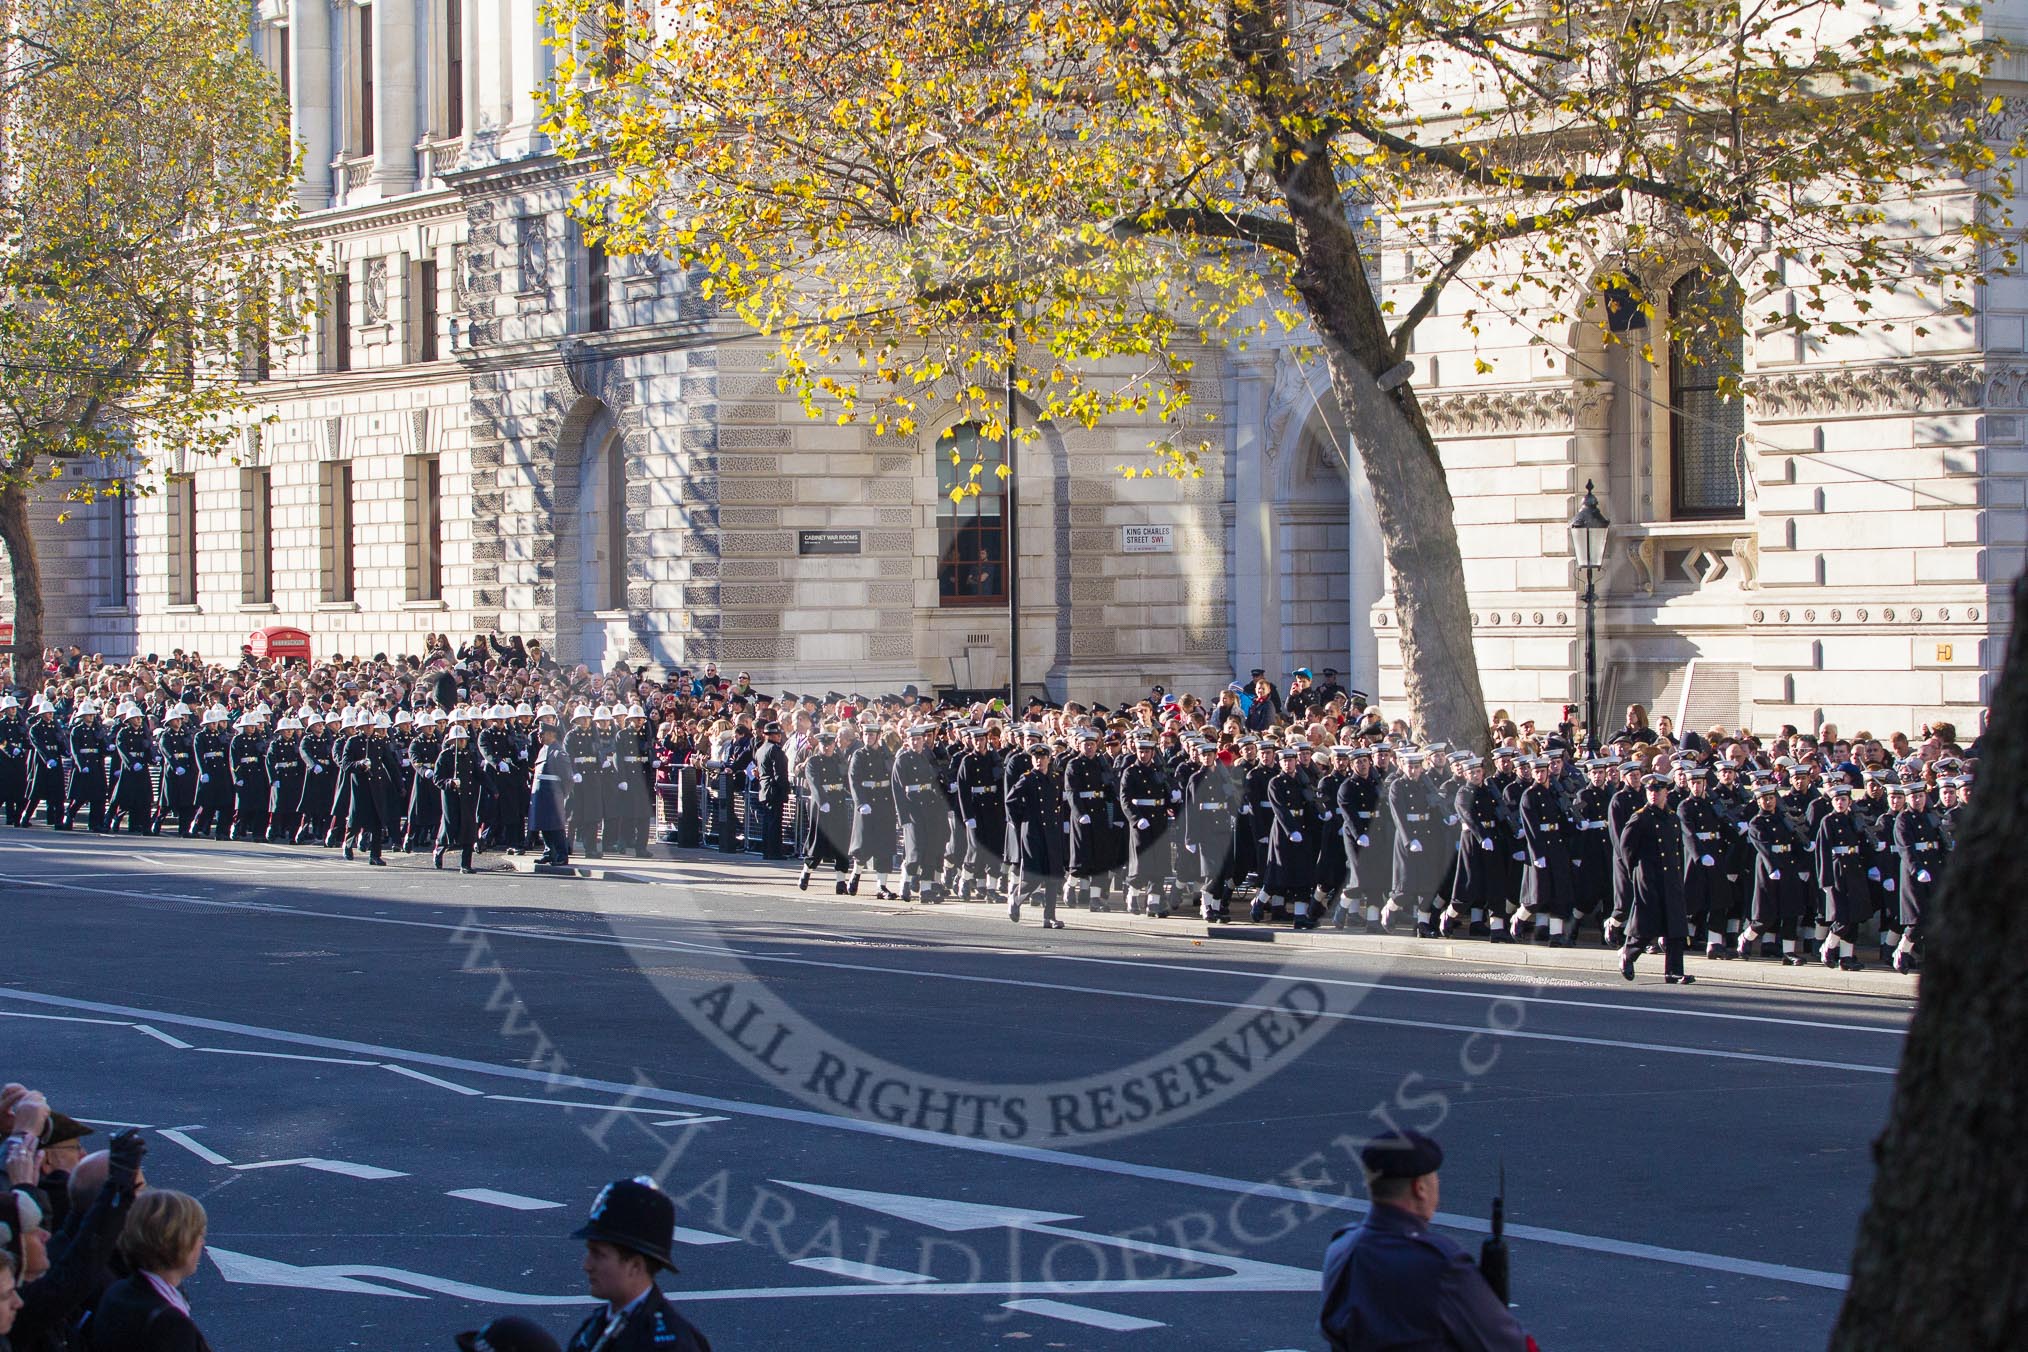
(798, 869), (812, 892)
(1666, 973), (1696, 985)
(834, 879), (848, 895)
(433, 848), (445, 869)
(1841, 957), (1863, 972)
(343, 843), (355, 861)
(368, 856), (387, 866)
(1892, 952), (1915, 975)
(848, 874), (862, 895)
(1620, 949), (1638, 981)
(460, 866), (477, 875)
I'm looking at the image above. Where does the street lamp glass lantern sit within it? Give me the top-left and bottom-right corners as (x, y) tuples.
(1570, 480), (1611, 570)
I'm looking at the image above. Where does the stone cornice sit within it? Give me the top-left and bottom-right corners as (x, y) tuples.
(1745, 360), (2020, 419)
(1419, 381), (1609, 437)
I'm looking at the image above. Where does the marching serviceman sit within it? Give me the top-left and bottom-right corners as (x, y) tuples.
(528, 723), (572, 866)
(1261, 744), (1320, 926)
(797, 730), (853, 892)
(1610, 773), (1692, 983)
(110, 702), (156, 835)
(892, 722), (949, 899)
(752, 720), (794, 862)
(192, 705), (234, 840)
(1444, 756), (1501, 939)
(436, 722), (483, 873)
(1606, 758), (1646, 934)
(0, 694), (25, 826)
(1334, 748), (1382, 931)
(564, 705), (605, 859)
(1063, 730), (1113, 911)
(1570, 757), (1617, 943)
(1120, 735), (1178, 917)
(342, 712), (394, 866)
(228, 710), (270, 841)
(564, 1177), (713, 1352)
(846, 723), (899, 898)
(66, 700), (111, 833)
(265, 715), (306, 844)
(954, 724), (1008, 899)
(1889, 780), (1945, 974)
(612, 705), (657, 858)
(1006, 740), (1065, 927)
(152, 703), (197, 836)
(404, 710), (445, 851)
(1813, 782), (1872, 971)
(1186, 735), (1242, 921)
(1516, 755), (1579, 945)
(1383, 749), (1445, 936)
(297, 710), (340, 844)
(1736, 777), (1814, 966)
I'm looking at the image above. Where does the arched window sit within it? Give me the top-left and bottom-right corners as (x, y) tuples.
(1668, 268), (1745, 520)
(936, 423), (1005, 606)
(578, 420), (627, 613)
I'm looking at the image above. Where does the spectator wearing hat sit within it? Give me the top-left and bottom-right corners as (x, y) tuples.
(85, 1189), (210, 1352)
(1319, 1130), (1528, 1351)
(565, 1178), (710, 1352)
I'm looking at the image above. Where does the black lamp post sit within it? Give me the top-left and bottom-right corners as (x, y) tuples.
(1569, 480), (1611, 754)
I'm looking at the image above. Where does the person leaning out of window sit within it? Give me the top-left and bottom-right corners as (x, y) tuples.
(86, 1190), (212, 1352)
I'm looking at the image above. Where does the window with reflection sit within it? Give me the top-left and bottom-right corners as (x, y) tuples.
(1668, 268), (1745, 519)
(936, 424), (1005, 606)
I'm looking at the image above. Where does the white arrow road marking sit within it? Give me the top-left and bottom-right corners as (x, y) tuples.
(479, 1095), (729, 1127)
(651, 1117), (732, 1127)
(158, 1127), (232, 1166)
(790, 1257), (935, 1285)
(1001, 1298), (1165, 1332)
(207, 1248), (425, 1298)
(230, 1158), (407, 1180)
(447, 1188), (564, 1212)
(672, 1227), (741, 1247)
(773, 1181), (1315, 1289)
(131, 1024), (194, 1049)
(382, 1064), (484, 1095)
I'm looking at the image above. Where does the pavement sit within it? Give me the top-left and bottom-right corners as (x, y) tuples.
(2, 828), (1909, 1350)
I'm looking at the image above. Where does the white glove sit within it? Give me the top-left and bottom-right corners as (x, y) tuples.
(1883, 879), (1895, 893)
(949, 782), (960, 791)
(1511, 850), (1526, 861)
(859, 804), (872, 815)
(1867, 867), (1881, 880)
(1534, 857), (1546, 867)
(1357, 835), (1369, 848)
(174, 767), (185, 776)
(571, 773), (583, 784)
(1445, 815), (1458, 826)
(1290, 831), (1303, 843)
(965, 818), (976, 829)
(1078, 814), (1091, 824)
(1136, 817), (1150, 830)
(198, 773), (209, 784)
(1700, 853), (1714, 867)
(617, 782), (628, 792)
(1769, 868), (1781, 880)
(1480, 838), (1493, 851)
(1917, 869), (1931, 882)
(1185, 844), (1197, 854)
(1409, 839), (1423, 853)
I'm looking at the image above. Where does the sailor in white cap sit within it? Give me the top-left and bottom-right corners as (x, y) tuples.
(151, 702), (198, 835)
(296, 707), (341, 844)
(192, 704), (236, 840)
(64, 698), (112, 833)
(0, 692), (30, 826)
(259, 714), (304, 843)
(435, 721), (483, 872)
(565, 703), (607, 859)
(609, 704), (657, 859)
(338, 711), (395, 865)
(109, 699), (157, 835)
(15, 693), (69, 829)
(224, 709), (270, 841)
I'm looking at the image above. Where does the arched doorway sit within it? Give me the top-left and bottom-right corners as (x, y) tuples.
(551, 397), (630, 668)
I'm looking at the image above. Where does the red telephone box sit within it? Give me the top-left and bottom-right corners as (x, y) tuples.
(248, 625), (311, 664)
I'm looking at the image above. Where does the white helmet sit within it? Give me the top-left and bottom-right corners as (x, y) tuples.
(573, 704), (592, 720)
(339, 708), (359, 729)
(0, 694), (17, 710)
(278, 716), (303, 731)
(627, 704), (646, 720)
(593, 705), (612, 721)
(167, 703), (192, 721)
(514, 702), (534, 718)
(31, 696), (53, 714)
(395, 710), (414, 727)
(203, 706), (229, 725)
(76, 700), (99, 716)
(371, 712), (392, 730)
(447, 725), (470, 741)
(538, 704), (558, 719)
(234, 713), (258, 730)
(118, 702), (144, 721)
(490, 703), (510, 720)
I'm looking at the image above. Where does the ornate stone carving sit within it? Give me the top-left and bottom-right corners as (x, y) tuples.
(1263, 349), (1313, 458)
(1745, 361), (2012, 418)
(1421, 384), (1580, 436)
(363, 256), (388, 325)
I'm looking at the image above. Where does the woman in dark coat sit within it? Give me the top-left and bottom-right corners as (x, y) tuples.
(87, 1189), (213, 1352)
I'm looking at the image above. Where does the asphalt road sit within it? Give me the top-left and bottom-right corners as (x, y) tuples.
(2, 831), (1911, 1350)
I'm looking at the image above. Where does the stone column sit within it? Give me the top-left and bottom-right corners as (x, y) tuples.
(289, 0), (335, 209)
(1231, 355), (1278, 680)
(369, 0), (418, 194)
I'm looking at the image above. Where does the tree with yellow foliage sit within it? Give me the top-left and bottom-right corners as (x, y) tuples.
(0, 0), (309, 688)
(542, 0), (2010, 745)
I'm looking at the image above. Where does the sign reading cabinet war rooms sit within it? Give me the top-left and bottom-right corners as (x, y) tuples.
(797, 530), (862, 556)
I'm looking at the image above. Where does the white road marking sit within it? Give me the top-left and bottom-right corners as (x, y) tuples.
(157, 1126), (232, 1166)
(382, 1064), (484, 1095)
(672, 1226), (742, 1246)
(446, 1188), (564, 1211)
(1001, 1298), (1165, 1332)
(0, 1009), (134, 1027)
(230, 1157), (408, 1180)
(82, 1119), (156, 1129)
(0, 988), (1854, 1290)
(194, 1047), (379, 1066)
(131, 1024), (194, 1049)
(650, 1117), (731, 1127)
(7, 876), (1900, 1071)
(790, 1257), (936, 1285)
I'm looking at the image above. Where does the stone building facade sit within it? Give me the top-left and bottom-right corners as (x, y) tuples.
(4, 2), (2019, 735)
